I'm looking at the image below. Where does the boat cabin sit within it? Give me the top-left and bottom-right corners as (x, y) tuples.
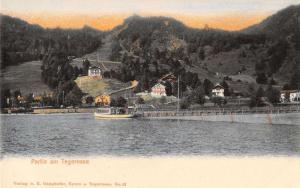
(96, 107), (136, 115)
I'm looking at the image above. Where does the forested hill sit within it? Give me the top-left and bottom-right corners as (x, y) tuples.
(110, 15), (263, 60)
(242, 5), (300, 50)
(1, 14), (103, 68)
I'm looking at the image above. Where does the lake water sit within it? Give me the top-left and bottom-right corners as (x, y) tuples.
(1, 113), (300, 157)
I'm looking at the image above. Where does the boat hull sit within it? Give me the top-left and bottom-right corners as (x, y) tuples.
(94, 112), (135, 119)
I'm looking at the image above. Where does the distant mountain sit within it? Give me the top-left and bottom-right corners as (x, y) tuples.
(1, 14), (103, 68)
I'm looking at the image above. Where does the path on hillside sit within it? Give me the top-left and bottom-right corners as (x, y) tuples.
(108, 80), (139, 95)
(85, 34), (113, 61)
(71, 34), (121, 70)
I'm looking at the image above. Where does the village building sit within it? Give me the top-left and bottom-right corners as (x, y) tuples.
(212, 84), (225, 97)
(151, 83), (167, 98)
(30, 95), (44, 108)
(17, 95), (27, 104)
(88, 66), (102, 78)
(280, 90), (300, 103)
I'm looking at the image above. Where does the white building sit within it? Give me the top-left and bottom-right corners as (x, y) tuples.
(280, 90), (300, 103)
(151, 83), (167, 98)
(212, 84), (224, 97)
(88, 66), (102, 78)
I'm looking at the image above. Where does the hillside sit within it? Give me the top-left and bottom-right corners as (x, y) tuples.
(243, 5), (300, 50)
(242, 4), (300, 85)
(70, 34), (121, 71)
(74, 76), (132, 97)
(1, 61), (51, 94)
(0, 14), (103, 69)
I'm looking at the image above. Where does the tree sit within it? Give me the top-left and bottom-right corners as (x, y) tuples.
(198, 47), (205, 60)
(103, 71), (111, 78)
(184, 72), (200, 89)
(256, 73), (268, 84)
(180, 98), (191, 109)
(283, 84), (291, 90)
(116, 97), (127, 107)
(1, 89), (11, 108)
(203, 79), (213, 95)
(14, 90), (21, 99)
(136, 97), (145, 104)
(255, 61), (266, 73)
(269, 77), (276, 85)
(289, 72), (300, 90)
(173, 80), (187, 98)
(110, 99), (117, 107)
(267, 40), (288, 74)
(221, 80), (230, 96)
(82, 59), (90, 75)
(64, 85), (84, 106)
(249, 87), (265, 107)
(266, 85), (280, 104)
(85, 96), (94, 105)
(164, 81), (173, 96)
(256, 87), (264, 98)
(191, 86), (205, 105)
(26, 93), (34, 104)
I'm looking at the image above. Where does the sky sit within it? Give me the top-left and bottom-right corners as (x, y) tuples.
(1, 0), (299, 31)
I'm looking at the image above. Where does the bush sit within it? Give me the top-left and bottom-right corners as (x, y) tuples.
(160, 96), (167, 104)
(211, 97), (227, 106)
(64, 85), (84, 106)
(269, 78), (276, 85)
(116, 97), (127, 107)
(180, 98), (191, 109)
(249, 87), (265, 107)
(136, 97), (145, 104)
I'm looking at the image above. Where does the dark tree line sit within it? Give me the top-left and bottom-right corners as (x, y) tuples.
(249, 85), (280, 107)
(41, 52), (84, 106)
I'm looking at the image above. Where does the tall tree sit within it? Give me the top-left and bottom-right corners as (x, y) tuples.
(82, 59), (91, 75)
(221, 80), (230, 96)
(266, 85), (280, 104)
(203, 79), (213, 96)
(289, 72), (300, 90)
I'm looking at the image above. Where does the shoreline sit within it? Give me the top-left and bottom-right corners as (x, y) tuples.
(1, 109), (299, 125)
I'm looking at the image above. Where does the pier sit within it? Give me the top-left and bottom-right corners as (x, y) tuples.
(140, 105), (300, 118)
